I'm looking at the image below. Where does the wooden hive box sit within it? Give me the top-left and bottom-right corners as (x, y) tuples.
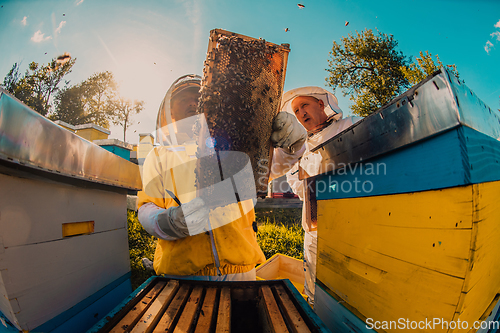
(0, 88), (142, 332)
(88, 277), (330, 333)
(297, 69), (500, 332)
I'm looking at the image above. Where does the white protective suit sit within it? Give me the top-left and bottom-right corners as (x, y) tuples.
(271, 86), (362, 304)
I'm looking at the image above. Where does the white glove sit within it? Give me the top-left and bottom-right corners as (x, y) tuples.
(157, 197), (209, 238)
(271, 112), (307, 154)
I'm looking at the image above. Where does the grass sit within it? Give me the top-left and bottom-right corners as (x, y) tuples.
(127, 208), (304, 290)
(127, 210), (156, 289)
(254, 208), (304, 260)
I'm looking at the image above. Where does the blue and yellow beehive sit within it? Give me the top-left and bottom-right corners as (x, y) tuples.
(303, 68), (500, 332)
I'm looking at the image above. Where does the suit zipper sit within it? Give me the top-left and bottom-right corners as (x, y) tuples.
(208, 219), (222, 276)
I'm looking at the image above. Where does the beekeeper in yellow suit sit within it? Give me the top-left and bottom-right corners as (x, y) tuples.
(270, 86), (362, 305)
(138, 74), (307, 281)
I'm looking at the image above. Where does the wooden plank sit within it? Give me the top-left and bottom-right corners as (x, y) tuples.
(272, 285), (310, 333)
(316, 186), (475, 332)
(216, 287), (231, 333)
(110, 281), (167, 333)
(464, 127), (500, 185)
(173, 286), (203, 333)
(314, 284), (373, 333)
(317, 186), (473, 277)
(0, 228), (130, 331)
(260, 285), (288, 333)
(194, 287), (217, 333)
(153, 284), (190, 333)
(131, 280), (179, 333)
(0, 172), (127, 248)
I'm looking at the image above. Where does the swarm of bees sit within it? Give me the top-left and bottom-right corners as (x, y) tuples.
(194, 29), (290, 198)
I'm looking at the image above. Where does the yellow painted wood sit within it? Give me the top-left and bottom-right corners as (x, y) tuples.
(75, 127), (109, 141)
(317, 185), (474, 332)
(62, 221), (94, 237)
(451, 181), (500, 332)
(317, 180), (500, 333)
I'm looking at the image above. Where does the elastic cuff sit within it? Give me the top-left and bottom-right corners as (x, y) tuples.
(153, 209), (177, 240)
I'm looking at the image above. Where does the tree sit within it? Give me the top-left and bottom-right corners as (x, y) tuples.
(401, 51), (460, 85)
(112, 98), (144, 141)
(326, 29), (411, 117)
(2, 63), (22, 92)
(51, 71), (145, 138)
(2, 57), (76, 116)
(79, 71), (118, 128)
(50, 84), (88, 125)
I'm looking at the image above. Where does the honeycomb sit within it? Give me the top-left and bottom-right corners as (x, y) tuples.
(195, 29), (290, 199)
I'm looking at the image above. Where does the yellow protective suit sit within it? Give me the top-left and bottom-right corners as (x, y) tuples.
(137, 144), (265, 276)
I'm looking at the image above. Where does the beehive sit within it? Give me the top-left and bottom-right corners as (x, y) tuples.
(88, 278), (330, 333)
(300, 69), (500, 332)
(195, 29), (290, 198)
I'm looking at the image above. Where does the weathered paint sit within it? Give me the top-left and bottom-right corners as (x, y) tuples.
(316, 180), (500, 333)
(315, 126), (500, 200)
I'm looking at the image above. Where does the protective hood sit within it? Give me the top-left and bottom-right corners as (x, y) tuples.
(156, 74), (202, 146)
(280, 86), (343, 121)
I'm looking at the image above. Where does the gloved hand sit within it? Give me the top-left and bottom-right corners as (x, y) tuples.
(271, 112), (307, 154)
(157, 197), (209, 238)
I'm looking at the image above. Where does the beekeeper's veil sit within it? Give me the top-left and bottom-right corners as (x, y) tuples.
(156, 74), (202, 146)
(280, 86), (343, 121)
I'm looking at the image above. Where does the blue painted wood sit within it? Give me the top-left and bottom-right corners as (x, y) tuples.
(315, 284), (373, 333)
(0, 312), (19, 332)
(86, 276), (159, 333)
(315, 126), (500, 200)
(315, 128), (466, 200)
(281, 279), (331, 332)
(33, 272), (131, 333)
(100, 145), (131, 161)
(463, 126), (500, 184)
(48, 279), (132, 333)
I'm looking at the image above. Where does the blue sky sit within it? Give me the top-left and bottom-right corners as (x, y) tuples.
(0, 0), (499, 144)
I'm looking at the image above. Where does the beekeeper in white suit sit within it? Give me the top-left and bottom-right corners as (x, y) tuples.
(271, 86), (362, 305)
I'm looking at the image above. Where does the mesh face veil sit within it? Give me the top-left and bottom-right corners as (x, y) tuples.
(156, 74), (202, 146)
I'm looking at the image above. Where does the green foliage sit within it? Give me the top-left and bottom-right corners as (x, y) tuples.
(3, 57), (76, 116)
(50, 84), (88, 125)
(256, 221), (304, 260)
(327, 30), (461, 117)
(127, 210), (156, 290)
(255, 208), (302, 225)
(255, 208), (304, 260)
(51, 71), (144, 134)
(401, 51), (460, 85)
(79, 71), (119, 128)
(326, 29), (410, 117)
